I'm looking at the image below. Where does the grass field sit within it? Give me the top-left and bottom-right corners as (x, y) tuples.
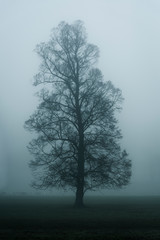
(0, 195), (160, 239)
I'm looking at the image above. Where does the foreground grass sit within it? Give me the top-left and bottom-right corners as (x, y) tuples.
(0, 195), (160, 239)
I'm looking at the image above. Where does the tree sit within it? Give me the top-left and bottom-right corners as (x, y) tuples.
(25, 20), (131, 207)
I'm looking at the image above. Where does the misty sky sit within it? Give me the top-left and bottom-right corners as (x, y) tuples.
(0, 0), (160, 195)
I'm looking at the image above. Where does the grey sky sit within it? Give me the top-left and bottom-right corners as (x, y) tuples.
(0, 0), (160, 195)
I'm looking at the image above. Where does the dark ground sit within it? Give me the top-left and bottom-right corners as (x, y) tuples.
(0, 195), (160, 239)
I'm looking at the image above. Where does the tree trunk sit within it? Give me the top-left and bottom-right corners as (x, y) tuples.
(74, 77), (85, 208)
(74, 142), (85, 208)
(74, 185), (84, 207)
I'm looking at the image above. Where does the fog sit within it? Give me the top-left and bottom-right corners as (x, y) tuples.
(0, 0), (160, 196)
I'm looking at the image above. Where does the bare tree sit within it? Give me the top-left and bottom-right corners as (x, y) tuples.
(25, 21), (131, 207)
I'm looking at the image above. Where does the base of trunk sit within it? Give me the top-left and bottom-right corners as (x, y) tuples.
(74, 202), (84, 208)
(74, 199), (84, 208)
(74, 192), (84, 208)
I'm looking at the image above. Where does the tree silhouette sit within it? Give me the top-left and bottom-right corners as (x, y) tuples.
(25, 21), (131, 207)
